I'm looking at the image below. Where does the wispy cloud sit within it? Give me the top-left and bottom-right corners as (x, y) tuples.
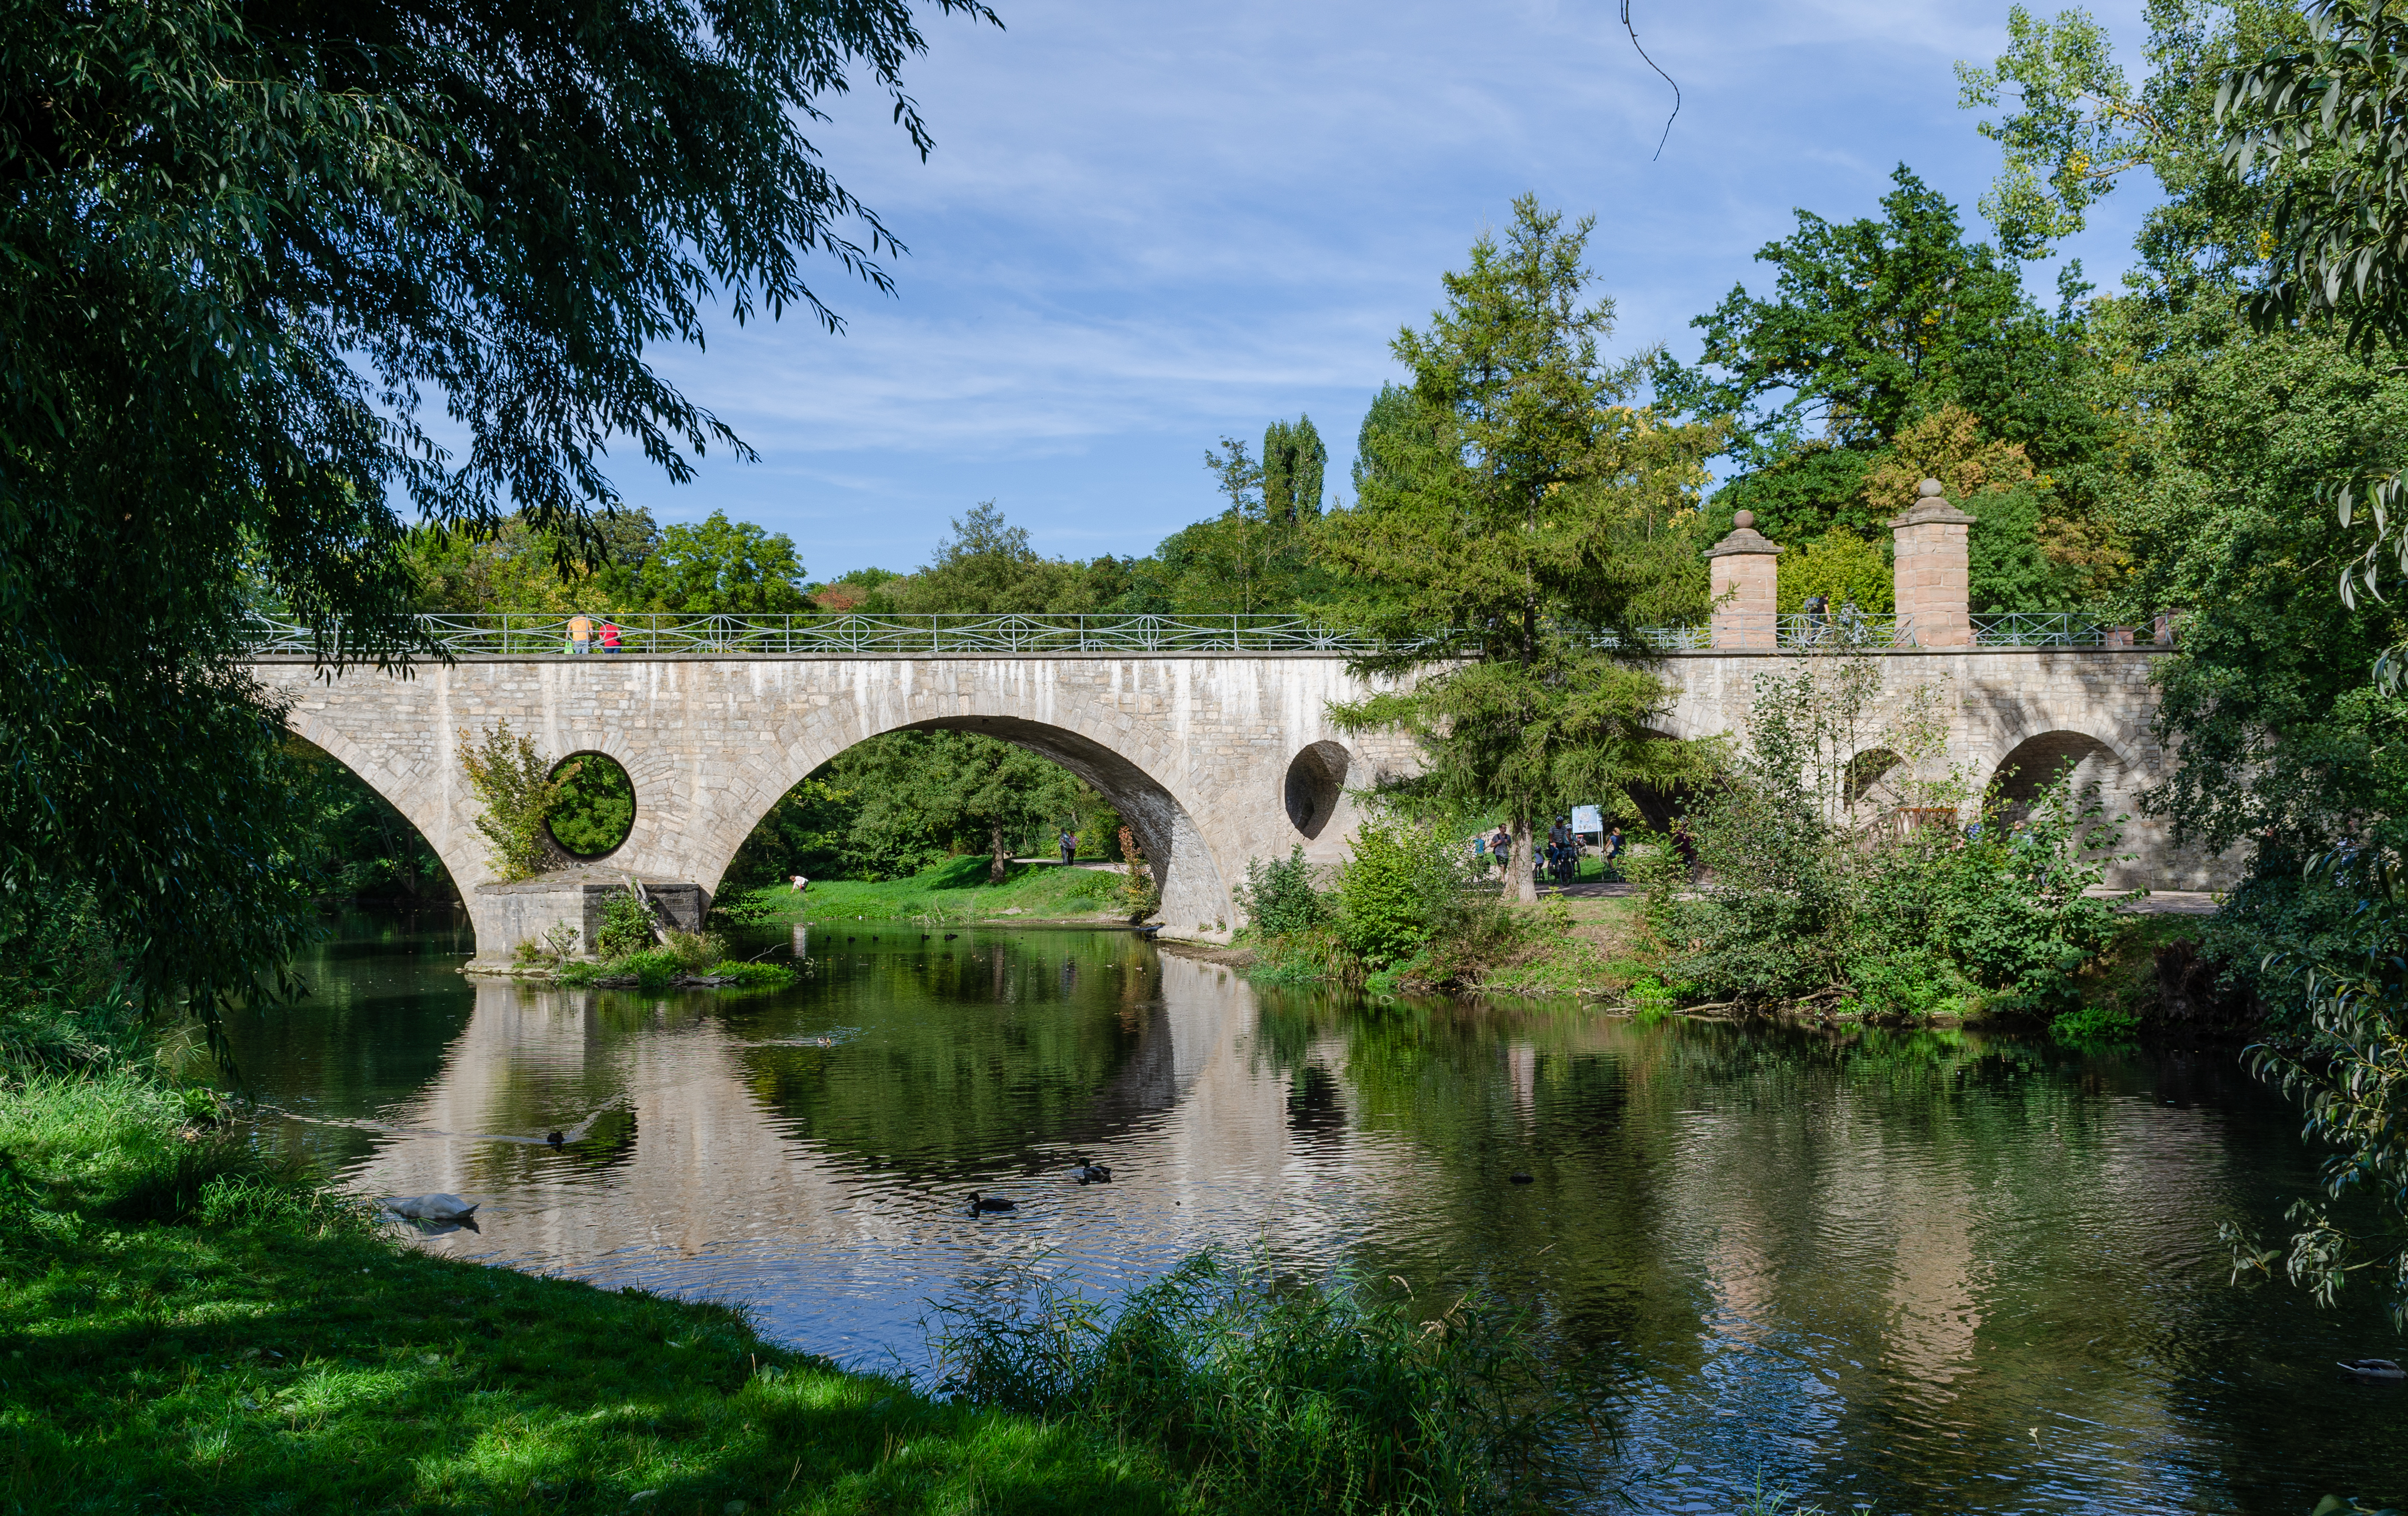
(608, 0), (2157, 572)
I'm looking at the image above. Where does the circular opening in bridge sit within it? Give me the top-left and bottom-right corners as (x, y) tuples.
(547, 752), (635, 859)
(1283, 741), (1349, 840)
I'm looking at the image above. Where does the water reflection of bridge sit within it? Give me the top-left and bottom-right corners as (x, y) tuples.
(342, 953), (1362, 1343)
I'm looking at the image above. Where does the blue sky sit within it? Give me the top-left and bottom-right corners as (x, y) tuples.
(615, 0), (2156, 580)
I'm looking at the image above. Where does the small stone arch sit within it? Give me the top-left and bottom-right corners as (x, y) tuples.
(1983, 731), (2127, 852)
(1283, 741), (1350, 840)
(1989, 728), (2132, 818)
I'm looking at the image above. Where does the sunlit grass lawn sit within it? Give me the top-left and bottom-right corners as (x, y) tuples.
(745, 856), (1133, 927)
(0, 1205), (1178, 1515)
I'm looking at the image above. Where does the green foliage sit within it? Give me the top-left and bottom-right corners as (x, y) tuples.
(0, 893), (147, 1074)
(1775, 530), (1893, 614)
(1320, 198), (1717, 901)
(2123, 327), (2408, 858)
(1658, 166), (2111, 600)
(2048, 999), (2142, 1046)
(1330, 816), (1463, 970)
(2221, 0), (2408, 351)
(817, 730), (1094, 885)
(282, 738), (454, 902)
(595, 890), (658, 958)
(932, 1251), (1610, 1515)
(2, 0), (993, 1043)
(1668, 657), (2124, 1018)
(1655, 166), (2103, 476)
(894, 502), (1113, 615)
(547, 753), (635, 857)
(665, 930), (728, 974)
(457, 721), (576, 882)
(1953, 0), (2308, 269)
(1238, 847), (1327, 938)
(2222, 853), (2408, 1328)
(628, 512), (809, 613)
(1261, 415), (1329, 525)
(1966, 484), (2063, 612)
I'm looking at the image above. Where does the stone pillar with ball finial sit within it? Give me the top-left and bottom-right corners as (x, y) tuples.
(1890, 479), (1976, 648)
(1704, 509), (1782, 649)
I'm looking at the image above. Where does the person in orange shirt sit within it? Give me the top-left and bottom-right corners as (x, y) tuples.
(568, 613), (592, 654)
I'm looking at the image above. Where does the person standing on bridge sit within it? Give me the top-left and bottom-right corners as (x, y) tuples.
(1058, 828), (1078, 867)
(600, 618), (621, 654)
(568, 612), (592, 654)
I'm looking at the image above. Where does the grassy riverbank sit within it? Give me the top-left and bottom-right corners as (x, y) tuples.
(0, 1074), (1177, 1515)
(5, 1056), (1596, 1514)
(739, 855), (1136, 927)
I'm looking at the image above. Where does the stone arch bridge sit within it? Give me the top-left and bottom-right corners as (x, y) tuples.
(250, 630), (2203, 965)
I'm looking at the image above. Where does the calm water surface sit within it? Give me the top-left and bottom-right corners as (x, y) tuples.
(227, 912), (2405, 1514)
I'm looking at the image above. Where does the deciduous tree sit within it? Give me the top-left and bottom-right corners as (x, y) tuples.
(1, 0), (989, 1022)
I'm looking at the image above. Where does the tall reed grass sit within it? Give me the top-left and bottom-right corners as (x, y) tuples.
(928, 1252), (1615, 1515)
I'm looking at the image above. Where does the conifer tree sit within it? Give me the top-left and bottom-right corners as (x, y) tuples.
(1319, 198), (1719, 902)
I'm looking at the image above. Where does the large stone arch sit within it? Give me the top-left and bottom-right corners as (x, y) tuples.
(697, 707), (1236, 941)
(280, 699), (489, 909)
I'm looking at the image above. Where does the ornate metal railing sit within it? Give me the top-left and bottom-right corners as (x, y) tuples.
(242, 609), (2172, 657)
(239, 612), (1390, 656)
(1704, 612), (1920, 650)
(1972, 612), (2111, 647)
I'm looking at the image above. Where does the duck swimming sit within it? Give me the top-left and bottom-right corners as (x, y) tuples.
(1068, 1160), (1113, 1185)
(545, 1130), (564, 1149)
(2339, 1358), (2406, 1379)
(966, 1191), (1016, 1213)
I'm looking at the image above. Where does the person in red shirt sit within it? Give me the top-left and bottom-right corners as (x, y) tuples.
(600, 619), (621, 654)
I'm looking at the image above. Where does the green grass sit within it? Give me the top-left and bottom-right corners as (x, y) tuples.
(0, 1074), (1179, 1515)
(740, 857), (1133, 927)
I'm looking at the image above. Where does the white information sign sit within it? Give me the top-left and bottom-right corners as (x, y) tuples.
(1570, 803), (1603, 836)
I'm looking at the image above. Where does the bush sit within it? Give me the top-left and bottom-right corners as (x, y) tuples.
(932, 1252), (1609, 1515)
(1331, 815), (1460, 969)
(1666, 656), (2127, 1018)
(1238, 846), (1327, 937)
(458, 720), (578, 882)
(664, 929), (726, 973)
(595, 889), (658, 957)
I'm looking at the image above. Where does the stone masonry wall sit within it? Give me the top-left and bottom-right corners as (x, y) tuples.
(250, 645), (2219, 961)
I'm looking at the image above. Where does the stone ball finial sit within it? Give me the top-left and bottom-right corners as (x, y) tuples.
(1917, 478), (1944, 498)
(1733, 509), (1755, 529)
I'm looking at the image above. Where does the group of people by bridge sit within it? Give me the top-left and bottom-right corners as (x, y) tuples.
(561, 615), (623, 654)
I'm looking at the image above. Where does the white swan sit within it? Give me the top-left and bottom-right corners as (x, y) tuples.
(381, 1193), (479, 1222)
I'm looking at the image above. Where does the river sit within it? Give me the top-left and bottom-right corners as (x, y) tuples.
(225, 910), (2403, 1514)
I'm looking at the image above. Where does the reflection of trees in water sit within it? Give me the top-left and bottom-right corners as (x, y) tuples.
(737, 937), (1182, 1176)
(1239, 997), (2354, 1510)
